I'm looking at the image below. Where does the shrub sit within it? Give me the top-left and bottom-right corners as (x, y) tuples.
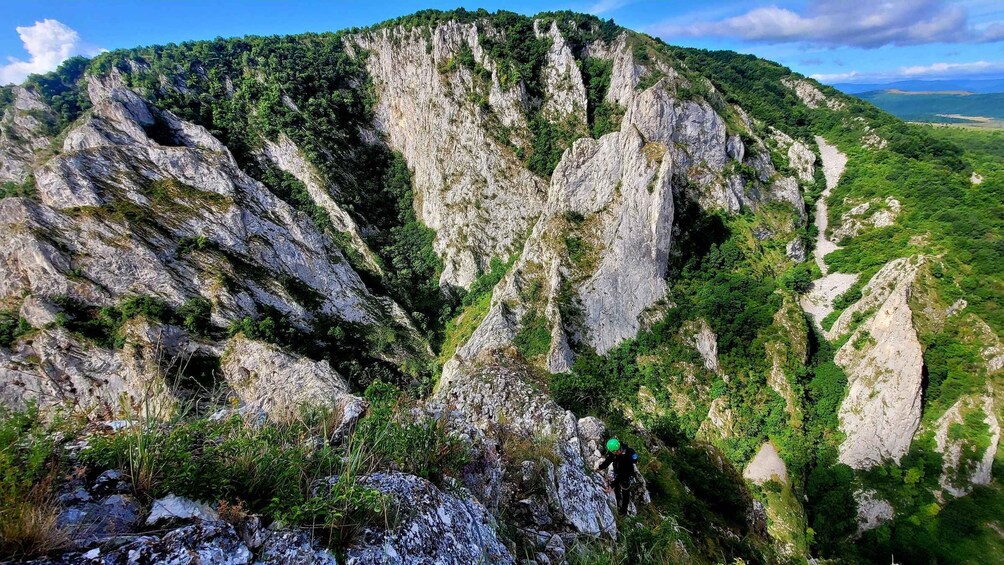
(0, 407), (68, 558)
(179, 296), (213, 336)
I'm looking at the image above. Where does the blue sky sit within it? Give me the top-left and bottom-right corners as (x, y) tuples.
(3, 0), (1004, 86)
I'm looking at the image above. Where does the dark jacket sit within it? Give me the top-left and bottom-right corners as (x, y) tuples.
(597, 446), (638, 483)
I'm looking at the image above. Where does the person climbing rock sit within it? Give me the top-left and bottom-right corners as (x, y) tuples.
(594, 437), (638, 516)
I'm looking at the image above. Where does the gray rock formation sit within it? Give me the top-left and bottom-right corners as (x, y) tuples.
(146, 494), (220, 526)
(346, 472), (514, 565)
(781, 78), (845, 111)
(854, 490), (894, 534)
(0, 70), (426, 417)
(681, 319), (720, 375)
(256, 133), (383, 274)
(836, 257), (926, 469)
(0, 320), (193, 415)
(436, 350), (617, 537)
(221, 335), (367, 426)
(743, 442), (787, 485)
(832, 197), (901, 241)
(0, 86), (55, 183)
(353, 23), (548, 288)
(934, 393), (1000, 497)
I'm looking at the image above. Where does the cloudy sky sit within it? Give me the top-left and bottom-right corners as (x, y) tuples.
(3, 0), (1004, 86)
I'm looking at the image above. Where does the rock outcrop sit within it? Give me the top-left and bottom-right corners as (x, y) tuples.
(347, 472), (514, 565)
(832, 196), (901, 241)
(743, 442), (787, 485)
(933, 393), (1000, 497)
(436, 350), (617, 538)
(0, 70), (424, 417)
(353, 23), (548, 288)
(781, 78), (845, 111)
(221, 335), (367, 426)
(0, 86), (55, 183)
(836, 257), (926, 469)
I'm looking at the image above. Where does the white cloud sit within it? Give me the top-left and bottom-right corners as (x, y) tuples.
(899, 60), (1004, 76)
(587, 0), (634, 15)
(811, 60), (1004, 83)
(811, 71), (864, 82)
(651, 0), (1003, 48)
(0, 19), (101, 85)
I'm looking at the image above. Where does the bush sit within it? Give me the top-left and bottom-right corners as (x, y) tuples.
(179, 296), (212, 336)
(0, 407), (67, 558)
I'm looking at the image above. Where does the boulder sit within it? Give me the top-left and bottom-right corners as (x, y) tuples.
(146, 494), (220, 525)
(221, 335), (367, 426)
(256, 528), (339, 564)
(58, 494), (142, 545)
(346, 472), (514, 565)
(742, 442), (787, 485)
(102, 520), (253, 564)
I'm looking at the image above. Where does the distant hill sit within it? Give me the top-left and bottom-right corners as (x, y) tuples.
(834, 78), (1004, 94)
(856, 89), (1004, 125)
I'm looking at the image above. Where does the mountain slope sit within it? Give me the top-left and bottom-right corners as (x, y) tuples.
(0, 8), (1001, 564)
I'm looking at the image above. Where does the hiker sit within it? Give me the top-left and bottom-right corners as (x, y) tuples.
(594, 437), (638, 516)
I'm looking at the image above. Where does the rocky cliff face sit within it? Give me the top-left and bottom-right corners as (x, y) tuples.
(354, 23), (550, 288)
(2, 10), (1001, 564)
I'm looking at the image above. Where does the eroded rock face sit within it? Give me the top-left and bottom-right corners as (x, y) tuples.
(781, 78), (845, 111)
(854, 490), (894, 534)
(836, 257), (926, 469)
(353, 23), (548, 288)
(256, 133), (382, 274)
(832, 196), (901, 241)
(0, 70), (430, 417)
(0, 320), (195, 416)
(103, 521), (254, 564)
(770, 128), (816, 183)
(682, 319), (720, 375)
(0, 86), (55, 183)
(743, 442), (787, 485)
(536, 21), (588, 122)
(436, 350), (617, 538)
(934, 394), (1000, 497)
(346, 472), (514, 565)
(221, 335), (367, 427)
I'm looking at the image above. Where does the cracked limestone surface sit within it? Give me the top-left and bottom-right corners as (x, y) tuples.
(0, 86), (56, 183)
(436, 350), (617, 538)
(221, 335), (367, 427)
(353, 23), (548, 288)
(836, 257), (926, 469)
(346, 472), (515, 565)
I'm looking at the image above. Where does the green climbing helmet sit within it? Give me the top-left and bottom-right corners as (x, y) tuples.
(606, 438), (621, 452)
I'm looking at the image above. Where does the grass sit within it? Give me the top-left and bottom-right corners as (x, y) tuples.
(0, 377), (476, 558)
(0, 406), (72, 558)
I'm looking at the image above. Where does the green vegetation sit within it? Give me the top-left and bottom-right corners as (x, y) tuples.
(53, 294), (181, 348)
(0, 176), (36, 200)
(437, 255), (515, 365)
(0, 378), (476, 558)
(0, 406), (67, 558)
(0, 310), (31, 348)
(513, 310), (551, 358)
(22, 56), (92, 133)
